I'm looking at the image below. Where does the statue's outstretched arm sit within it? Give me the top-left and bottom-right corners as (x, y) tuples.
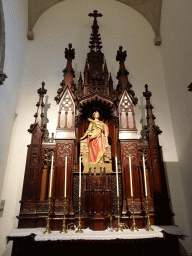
(80, 123), (92, 140)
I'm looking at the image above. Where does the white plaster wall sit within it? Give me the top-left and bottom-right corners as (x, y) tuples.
(0, 0), (190, 254)
(0, 0), (28, 202)
(161, 0), (192, 253)
(0, 1), (28, 255)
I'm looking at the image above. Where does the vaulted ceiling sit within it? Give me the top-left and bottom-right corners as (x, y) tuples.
(28, 0), (162, 45)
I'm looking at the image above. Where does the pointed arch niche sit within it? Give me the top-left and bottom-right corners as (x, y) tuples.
(56, 87), (76, 140)
(77, 96), (117, 171)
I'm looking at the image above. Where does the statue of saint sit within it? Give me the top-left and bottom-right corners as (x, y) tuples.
(80, 111), (109, 163)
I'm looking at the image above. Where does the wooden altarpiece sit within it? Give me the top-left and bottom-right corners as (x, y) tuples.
(17, 10), (173, 232)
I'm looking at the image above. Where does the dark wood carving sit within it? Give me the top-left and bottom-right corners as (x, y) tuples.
(188, 82), (192, 91)
(17, 10), (173, 232)
(143, 84), (173, 224)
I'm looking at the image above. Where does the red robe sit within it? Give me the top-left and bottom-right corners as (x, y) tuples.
(83, 119), (109, 163)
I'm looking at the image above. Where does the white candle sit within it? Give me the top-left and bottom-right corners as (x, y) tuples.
(143, 155), (148, 197)
(48, 153), (54, 198)
(115, 156), (119, 197)
(64, 156), (67, 198)
(129, 156), (133, 197)
(79, 156), (81, 197)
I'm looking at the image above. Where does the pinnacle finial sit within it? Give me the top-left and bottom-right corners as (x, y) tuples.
(116, 46), (127, 62)
(65, 43), (75, 60)
(37, 81), (47, 96)
(143, 84), (152, 99)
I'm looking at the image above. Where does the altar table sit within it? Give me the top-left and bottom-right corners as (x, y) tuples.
(7, 225), (185, 256)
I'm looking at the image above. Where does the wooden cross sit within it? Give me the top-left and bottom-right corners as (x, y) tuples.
(88, 10), (103, 21)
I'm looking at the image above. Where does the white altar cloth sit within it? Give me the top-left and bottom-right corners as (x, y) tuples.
(6, 225), (186, 244)
(34, 226), (164, 241)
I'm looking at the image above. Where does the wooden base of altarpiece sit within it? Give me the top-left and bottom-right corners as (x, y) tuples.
(18, 171), (155, 231)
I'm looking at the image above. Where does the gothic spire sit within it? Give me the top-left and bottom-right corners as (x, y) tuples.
(143, 84), (162, 134)
(116, 46), (130, 89)
(87, 10), (104, 83)
(116, 46), (137, 105)
(63, 43), (75, 87)
(104, 60), (109, 85)
(88, 10), (103, 52)
(54, 44), (76, 103)
(28, 82), (47, 133)
(84, 58), (89, 86)
(78, 72), (83, 92)
(109, 73), (113, 92)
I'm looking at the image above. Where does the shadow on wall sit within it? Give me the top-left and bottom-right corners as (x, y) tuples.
(178, 130), (192, 236)
(164, 158), (192, 254)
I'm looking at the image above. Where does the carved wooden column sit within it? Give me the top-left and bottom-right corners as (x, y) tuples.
(143, 84), (173, 224)
(57, 111), (61, 128)
(21, 125), (43, 201)
(40, 165), (48, 201)
(18, 124), (43, 228)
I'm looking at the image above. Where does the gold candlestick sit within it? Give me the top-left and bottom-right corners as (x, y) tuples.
(145, 196), (154, 231)
(116, 196), (123, 232)
(60, 197), (67, 233)
(76, 197), (83, 233)
(130, 196), (138, 232)
(43, 197), (52, 234)
(109, 213), (114, 232)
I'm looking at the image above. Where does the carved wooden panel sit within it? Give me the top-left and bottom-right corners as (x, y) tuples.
(148, 126), (159, 146)
(31, 125), (42, 144)
(20, 202), (36, 214)
(120, 142), (142, 202)
(56, 143), (73, 165)
(73, 173), (122, 216)
(40, 147), (56, 201)
(138, 147), (153, 199)
(22, 144), (42, 200)
(54, 142), (74, 201)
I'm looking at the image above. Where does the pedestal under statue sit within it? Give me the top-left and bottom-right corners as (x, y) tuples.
(80, 111), (112, 173)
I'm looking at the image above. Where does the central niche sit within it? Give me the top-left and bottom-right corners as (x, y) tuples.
(77, 98), (116, 173)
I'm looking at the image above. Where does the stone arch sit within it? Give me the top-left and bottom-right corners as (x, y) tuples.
(27, 0), (162, 45)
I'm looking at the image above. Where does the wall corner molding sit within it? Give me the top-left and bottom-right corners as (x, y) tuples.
(28, 0), (162, 46)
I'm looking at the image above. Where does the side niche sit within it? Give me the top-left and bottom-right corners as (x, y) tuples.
(119, 91), (136, 130)
(118, 90), (139, 140)
(55, 88), (76, 140)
